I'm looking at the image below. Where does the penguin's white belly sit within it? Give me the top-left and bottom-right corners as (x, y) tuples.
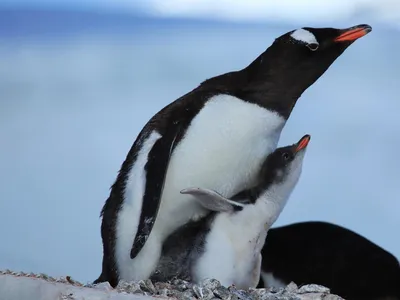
(193, 216), (265, 289)
(116, 94), (285, 281)
(158, 95), (285, 235)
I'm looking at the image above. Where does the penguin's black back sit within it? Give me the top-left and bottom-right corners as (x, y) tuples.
(258, 221), (400, 300)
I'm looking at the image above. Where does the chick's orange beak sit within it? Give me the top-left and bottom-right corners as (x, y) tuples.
(334, 24), (372, 42)
(295, 135), (311, 152)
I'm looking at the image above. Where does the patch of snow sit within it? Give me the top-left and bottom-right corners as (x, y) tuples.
(0, 274), (156, 300)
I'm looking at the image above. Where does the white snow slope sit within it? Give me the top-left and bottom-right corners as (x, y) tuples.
(0, 274), (155, 300)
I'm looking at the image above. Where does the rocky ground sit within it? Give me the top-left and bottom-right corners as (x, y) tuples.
(0, 269), (344, 300)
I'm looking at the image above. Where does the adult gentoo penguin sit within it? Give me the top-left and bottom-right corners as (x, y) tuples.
(258, 221), (400, 300)
(94, 24), (372, 286)
(151, 135), (311, 289)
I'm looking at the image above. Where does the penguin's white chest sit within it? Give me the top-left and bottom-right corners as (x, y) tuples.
(116, 94), (285, 281)
(158, 94), (285, 233)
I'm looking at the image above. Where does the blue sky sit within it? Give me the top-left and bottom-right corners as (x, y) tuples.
(2, 0), (400, 27)
(1, 0), (400, 284)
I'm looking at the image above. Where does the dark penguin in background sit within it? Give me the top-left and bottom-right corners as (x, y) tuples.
(258, 221), (400, 300)
(94, 24), (372, 287)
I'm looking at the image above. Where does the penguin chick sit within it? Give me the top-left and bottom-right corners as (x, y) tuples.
(151, 135), (311, 289)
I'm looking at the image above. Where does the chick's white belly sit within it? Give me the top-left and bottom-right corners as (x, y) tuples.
(192, 223), (262, 289)
(233, 243), (263, 288)
(192, 228), (236, 286)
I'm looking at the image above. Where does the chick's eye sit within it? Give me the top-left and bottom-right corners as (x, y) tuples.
(307, 43), (319, 51)
(282, 152), (290, 160)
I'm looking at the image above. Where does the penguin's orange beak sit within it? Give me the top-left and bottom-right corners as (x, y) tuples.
(334, 24), (372, 42)
(295, 135), (311, 152)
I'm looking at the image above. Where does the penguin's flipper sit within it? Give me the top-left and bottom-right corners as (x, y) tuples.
(130, 123), (183, 259)
(180, 187), (245, 212)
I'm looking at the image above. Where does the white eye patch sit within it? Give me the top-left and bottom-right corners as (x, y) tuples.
(290, 29), (319, 50)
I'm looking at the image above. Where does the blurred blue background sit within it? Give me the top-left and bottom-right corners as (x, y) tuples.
(1, 0), (400, 283)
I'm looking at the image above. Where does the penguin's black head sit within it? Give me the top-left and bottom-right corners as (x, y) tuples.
(242, 24), (372, 118)
(266, 24), (372, 84)
(274, 24), (372, 53)
(259, 135), (311, 188)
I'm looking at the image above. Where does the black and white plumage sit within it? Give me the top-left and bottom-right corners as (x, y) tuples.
(94, 24), (372, 287)
(258, 221), (400, 300)
(150, 135), (311, 289)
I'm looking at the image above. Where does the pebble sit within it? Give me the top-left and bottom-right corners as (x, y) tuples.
(286, 282), (298, 293)
(181, 290), (196, 299)
(323, 295), (345, 300)
(139, 279), (157, 294)
(193, 285), (204, 298)
(213, 286), (231, 300)
(155, 282), (174, 291)
(297, 284), (330, 294)
(201, 278), (221, 291)
(173, 279), (193, 291)
(116, 280), (141, 294)
(93, 281), (113, 292)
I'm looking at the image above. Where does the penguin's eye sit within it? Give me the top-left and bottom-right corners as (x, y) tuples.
(282, 152), (290, 160)
(306, 43), (319, 51)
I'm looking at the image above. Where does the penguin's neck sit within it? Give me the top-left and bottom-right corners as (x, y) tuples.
(228, 176), (298, 236)
(254, 182), (295, 227)
(239, 51), (308, 119)
(200, 48), (314, 119)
